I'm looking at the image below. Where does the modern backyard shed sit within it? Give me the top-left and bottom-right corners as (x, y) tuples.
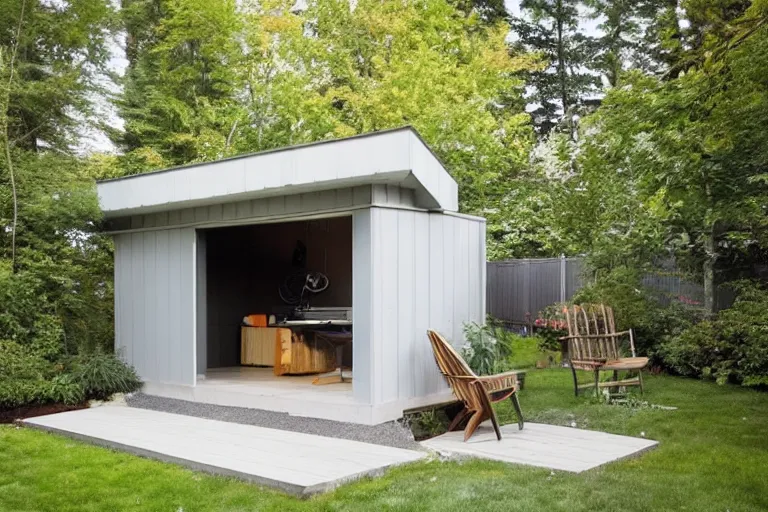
(97, 127), (486, 425)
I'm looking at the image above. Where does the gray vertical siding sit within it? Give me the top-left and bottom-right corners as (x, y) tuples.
(196, 231), (207, 375)
(114, 228), (197, 386)
(352, 209), (373, 404)
(367, 208), (486, 405)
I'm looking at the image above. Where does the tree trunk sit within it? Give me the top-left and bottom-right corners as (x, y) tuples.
(555, 0), (571, 139)
(556, 1), (567, 112)
(703, 226), (716, 315)
(1, 0), (26, 274)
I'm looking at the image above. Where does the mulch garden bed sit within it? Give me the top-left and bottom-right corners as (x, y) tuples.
(1, 402), (88, 424)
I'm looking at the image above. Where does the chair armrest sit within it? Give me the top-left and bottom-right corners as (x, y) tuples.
(476, 372), (520, 392)
(570, 359), (607, 368)
(559, 331), (631, 340)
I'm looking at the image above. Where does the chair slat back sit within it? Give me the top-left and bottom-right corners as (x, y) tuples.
(427, 330), (482, 410)
(564, 304), (620, 362)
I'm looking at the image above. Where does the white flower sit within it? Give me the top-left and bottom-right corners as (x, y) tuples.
(570, 421), (577, 428)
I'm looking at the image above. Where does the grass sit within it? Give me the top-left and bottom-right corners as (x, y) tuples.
(2, 345), (768, 511)
(506, 332), (556, 369)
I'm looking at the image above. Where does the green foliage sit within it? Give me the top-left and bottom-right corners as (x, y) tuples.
(461, 321), (516, 375)
(510, 3), (768, 303)
(405, 408), (449, 440)
(0, 0), (113, 151)
(68, 352), (142, 401)
(115, 0), (539, 257)
(0, 339), (140, 409)
(573, 266), (705, 357)
(659, 281), (768, 387)
(534, 302), (569, 352)
(0, 340), (83, 408)
(0, 340), (52, 381)
(0, 153), (115, 355)
(510, 0), (600, 136)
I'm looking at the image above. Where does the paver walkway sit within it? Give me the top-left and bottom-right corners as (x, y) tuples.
(421, 422), (657, 472)
(23, 406), (424, 496)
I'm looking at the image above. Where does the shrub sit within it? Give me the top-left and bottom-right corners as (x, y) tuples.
(30, 315), (65, 361)
(534, 303), (569, 352)
(0, 341), (53, 381)
(462, 321), (514, 375)
(574, 266), (704, 358)
(658, 281), (768, 387)
(68, 352), (142, 400)
(49, 374), (86, 405)
(0, 340), (84, 409)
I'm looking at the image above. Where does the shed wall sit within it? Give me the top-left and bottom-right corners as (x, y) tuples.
(107, 185), (417, 233)
(366, 208), (486, 406)
(114, 228), (196, 386)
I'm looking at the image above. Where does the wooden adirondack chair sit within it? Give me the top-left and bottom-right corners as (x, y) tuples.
(427, 329), (524, 441)
(560, 304), (649, 396)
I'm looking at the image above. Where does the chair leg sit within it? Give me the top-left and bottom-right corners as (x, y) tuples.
(510, 392), (524, 430)
(448, 406), (470, 432)
(488, 409), (503, 441)
(571, 365), (579, 396)
(638, 370), (645, 395)
(464, 411), (484, 442)
(594, 369), (600, 397)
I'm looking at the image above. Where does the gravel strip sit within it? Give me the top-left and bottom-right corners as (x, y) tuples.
(125, 393), (421, 451)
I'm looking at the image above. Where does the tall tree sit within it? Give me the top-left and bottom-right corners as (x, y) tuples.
(510, 0), (599, 137)
(0, 0), (117, 352)
(117, 0), (538, 256)
(544, 0), (768, 312)
(586, 0), (676, 85)
(115, 0), (241, 165)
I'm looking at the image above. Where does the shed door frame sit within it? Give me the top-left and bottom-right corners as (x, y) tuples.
(192, 209), (373, 406)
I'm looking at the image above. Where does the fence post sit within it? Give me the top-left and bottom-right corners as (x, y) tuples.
(560, 254), (567, 303)
(524, 259), (531, 334)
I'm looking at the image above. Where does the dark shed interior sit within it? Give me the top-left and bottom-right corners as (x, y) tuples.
(202, 216), (353, 369)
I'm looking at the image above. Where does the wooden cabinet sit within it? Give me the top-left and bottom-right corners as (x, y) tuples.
(274, 330), (336, 376)
(240, 326), (279, 366)
(241, 326), (336, 375)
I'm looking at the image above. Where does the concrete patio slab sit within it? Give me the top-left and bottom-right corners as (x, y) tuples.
(23, 406), (424, 496)
(420, 422), (657, 472)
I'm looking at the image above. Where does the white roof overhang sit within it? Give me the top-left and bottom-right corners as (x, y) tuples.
(96, 127), (458, 218)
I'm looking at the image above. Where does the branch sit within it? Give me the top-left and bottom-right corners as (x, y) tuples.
(225, 119), (238, 152)
(1, 0), (27, 274)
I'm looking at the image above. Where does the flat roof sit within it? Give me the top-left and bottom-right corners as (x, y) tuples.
(97, 127), (459, 218)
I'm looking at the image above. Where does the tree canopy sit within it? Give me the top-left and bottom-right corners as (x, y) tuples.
(1, 0), (767, 365)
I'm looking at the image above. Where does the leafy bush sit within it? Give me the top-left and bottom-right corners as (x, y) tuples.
(658, 281), (768, 387)
(534, 303), (569, 352)
(0, 340), (139, 410)
(462, 321), (514, 375)
(30, 315), (66, 361)
(49, 374), (86, 405)
(0, 341), (54, 380)
(574, 266), (704, 358)
(68, 352), (142, 400)
(0, 340), (81, 409)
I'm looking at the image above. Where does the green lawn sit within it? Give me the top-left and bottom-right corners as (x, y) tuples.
(2, 369), (768, 511)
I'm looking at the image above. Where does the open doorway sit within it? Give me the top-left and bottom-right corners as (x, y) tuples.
(196, 216), (354, 401)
